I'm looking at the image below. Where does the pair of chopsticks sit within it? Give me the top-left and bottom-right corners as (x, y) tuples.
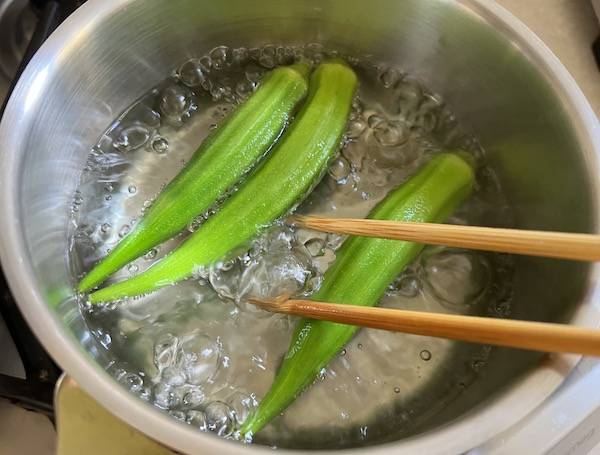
(247, 215), (600, 356)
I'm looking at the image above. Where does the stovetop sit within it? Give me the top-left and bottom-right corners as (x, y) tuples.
(0, 0), (36, 102)
(0, 0), (82, 417)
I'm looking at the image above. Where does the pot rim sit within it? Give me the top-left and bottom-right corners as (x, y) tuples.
(1, 0), (599, 453)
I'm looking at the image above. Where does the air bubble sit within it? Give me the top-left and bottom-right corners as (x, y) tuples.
(182, 386), (206, 409)
(169, 410), (186, 421)
(367, 114), (385, 130)
(186, 410), (208, 430)
(204, 401), (235, 437)
(198, 56), (212, 72)
(208, 260), (242, 300)
(128, 185), (137, 194)
(413, 101), (439, 133)
(221, 260), (235, 272)
(235, 80), (255, 99)
(419, 350), (432, 361)
(100, 223), (111, 234)
(258, 45), (276, 68)
(210, 82), (228, 101)
(145, 248), (158, 260)
(394, 387), (400, 393)
(73, 192), (83, 205)
(493, 299), (511, 318)
(177, 332), (221, 385)
(118, 224), (130, 238)
(188, 215), (204, 233)
(373, 120), (407, 147)
(396, 79), (424, 116)
(379, 67), (402, 88)
(342, 141), (367, 171)
(251, 354), (266, 371)
(231, 47), (249, 66)
(228, 391), (257, 425)
(152, 137), (169, 154)
(127, 263), (139, 274)
(209, 46), (230, 70)
(328, 156), (351, 183)
(248, 47), (261, 61)
(119, 372), (143, 393)
(162, 366), (186, 387)
(325, 48), (340, 59)
(317, 368), (327, 381)
(277, 46), (296, 65)
(159, 84), (194, 121)
(153, 382), (178, 409)
(113, 125), (151, 152)
(350, 99), (363, 120)
(154, 333), (178, 373)
(390, 272), (421, 298)
(347, 119), (367, 139)
(126, 104), (161, 129)
(178, 59), (207, 88)
(245, 66), (264, 84)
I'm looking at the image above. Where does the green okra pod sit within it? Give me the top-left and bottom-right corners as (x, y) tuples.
(79, 61), (311, 292)
(89, 61), (358, 303)
(240, 152), (475, 436)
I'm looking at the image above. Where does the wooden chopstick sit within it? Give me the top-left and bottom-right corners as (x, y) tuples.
(250, 297), (600, 356)
(289, 215), (600, 262)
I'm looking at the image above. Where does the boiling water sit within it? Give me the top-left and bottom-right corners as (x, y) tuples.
(70, 44), (515, 449)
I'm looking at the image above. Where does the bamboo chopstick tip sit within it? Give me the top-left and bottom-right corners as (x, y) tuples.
(248, 294), (292, 313)
(247, 297), (275, 311)
(285, 214), (307, 226)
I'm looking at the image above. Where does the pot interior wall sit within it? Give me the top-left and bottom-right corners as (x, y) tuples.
(9, 0), (596, 448)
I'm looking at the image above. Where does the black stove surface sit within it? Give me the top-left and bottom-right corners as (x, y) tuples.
(0, 273), (60, 416)
(0, 0), (82, 417)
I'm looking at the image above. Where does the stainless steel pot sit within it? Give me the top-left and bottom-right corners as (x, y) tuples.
(1, 0), (599, 453)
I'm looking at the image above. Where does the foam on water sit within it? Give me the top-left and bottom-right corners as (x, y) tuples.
(70, 44), (515, 449)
